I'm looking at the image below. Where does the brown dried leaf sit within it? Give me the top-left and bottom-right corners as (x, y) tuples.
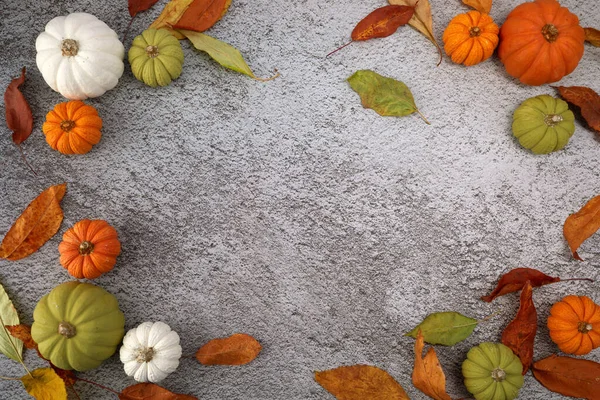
(315, 365), (410, 400)
(196, 333), (261, 365)
(462, 0), (492, 14)
(555, 86), (600, 133)
(501, 281), (537, 374)
(533, 355), (600, 399)
(119, 383), (197, 399)
(584, 28), (600, 46)
(4, 67), (33, 145)
(0, 183), (67, 260)
(5, 324), (36, 349)
(351, 5), (415, 41)
(412, 330), (452, 400)
(173, 0), (232, 32)
(481, 268), (560, 302)
(149, 0), (195, 39)
(563, 195), (600, 261)
(129, 0), (160, 17)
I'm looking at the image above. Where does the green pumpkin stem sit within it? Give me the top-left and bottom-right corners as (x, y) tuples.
(491, 368), (506, 382)
(58, 321), (77, 338)
(146, 45), (160, 58)
(544, 114), (563, 127)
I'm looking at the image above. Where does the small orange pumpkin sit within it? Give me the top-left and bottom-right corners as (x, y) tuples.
(498, 0), (585, 86)
(442, 11), (499, 66)
(42, 100), (102, 154)
(58, 220), (121, 279)
(547, 295), (600, 355)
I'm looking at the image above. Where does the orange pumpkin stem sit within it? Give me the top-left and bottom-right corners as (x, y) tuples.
(541, 24), (559, 42)
(61, 39), (79, 57)
(60, 120), (75, 132)
(58, 321), (76, 338)
(469, 26), (481, 37)
(578, 321), (593, 333)
(78, 241), (94, 255)
(146, 45), (160, 58)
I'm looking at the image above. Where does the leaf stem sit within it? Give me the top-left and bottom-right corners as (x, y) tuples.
(326, 41), (353, 57)
(561, 277), (594, 283)
(478, 310), (503, 324)
(0, 314), (31, 378)
(76, 377), (120, 395)
(17, 144), (37, 176)
(0, 376), (21, 380)
(415, 108), (430, 125)
(69, 384), (82, 400)
(122, 14), (136, 44)
(254, 69), (280, 82)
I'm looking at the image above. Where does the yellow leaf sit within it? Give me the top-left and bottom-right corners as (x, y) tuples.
(315, 364), (409, 399)
(149, 0), (195, 39)
(21, 368), (67, 400)
(462, 0), (492, 14)
(585, 27), (600, 47)
(413, 330), (452, 400)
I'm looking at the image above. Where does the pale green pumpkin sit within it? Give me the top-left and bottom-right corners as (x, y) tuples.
(462, 342), (524, 400)
(128, 28), (184, 87)
(512, 95), (575, 154)
(31, 281), (125, 371)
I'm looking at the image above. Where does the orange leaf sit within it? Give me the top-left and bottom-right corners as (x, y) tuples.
(501, 281), (537, 374)
(481, 268), (561, 302)
(0, 183), (67, 261)
(129, 0), (160, 17)
(315, 365), (409, 400)
(119, 383), (197, 399)
(555, 86), (600, 133)
(585, 27), (600, 47)
(150, 0), (195, 39)
(563, 195), (600, 261)
(5, 324), (36, 349)
(4, 67), (33, 145)
(462, 0), (492, 14)
(172, 0), (232, 32)
(412, 330), (452, 400)
(195, 333), (261, 365)
(50, 364), (76, 387)
(351, 5), (415, 41)
(532, 355), (600, 399)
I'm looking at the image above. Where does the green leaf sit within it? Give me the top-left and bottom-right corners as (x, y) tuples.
(0, 282), (23, 361)
(405, 312), (477, 346)
(347, 70), (429, 124)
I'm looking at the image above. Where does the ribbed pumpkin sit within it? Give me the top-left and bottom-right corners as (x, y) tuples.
(42, 101), (102, 155)
(512, 95), (575, 154)
(548, 295), (600, 355)
(128, 28), (184, 87)
(58, 219), (121, 279)
(498, 0), (585, 86)
(31, 281), (125, 371)
(462, 342), (524, 400)
(442, 11), (499, 66)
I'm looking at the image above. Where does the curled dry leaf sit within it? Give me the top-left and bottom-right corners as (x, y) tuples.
(555, 86), (600, 133)
(150, 0), (195, 39)
(532, 355), (600, 399)
(584, 27), (600, 46)
(481, 267), (560, 302)
(0, 183), (67, 260)
(352, 5), (415, 41)
(4, 67), (33, 146)
(315, 365), (409, 400)
(21, 368), (67, 400)
(462, 0), (492, 14)
(196, 333), (261, 365)
(412, 330), (452, 400)
(405, 311), (477, 346)
(501, 281), (537, 374)
(119, 382), (197, 400)
(5, 324), (36, 350)
(0, 283), (22, 362)
(564, 195), (600, 261)
(173, 0), (232, 32)
(128, 0), (160, 17)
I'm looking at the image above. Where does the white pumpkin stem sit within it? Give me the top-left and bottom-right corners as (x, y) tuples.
(61, 39), (79, 57)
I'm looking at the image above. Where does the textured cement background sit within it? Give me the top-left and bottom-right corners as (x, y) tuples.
(1, 0), (600, 399)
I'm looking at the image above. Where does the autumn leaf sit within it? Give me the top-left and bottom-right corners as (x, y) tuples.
(315, 365), (409, 400)
(129, 0), (160, 17)
(347, 70), (429, 124)
(351, 5), (415, 41)
(389, 0), (442, 65)
(462, 0), (492, 14)
(173, 0), (232, 32)
(4, 67), (33, 146)
(482, 268), (561, 302)
(412, 330), (452, 400)
(196, 333), (261, 365)
(50, 364), (76, 387)
(0, 283), (22, 362)
(120, 383), (197, 399)
(584, 27), (600, 46)
(501, 281), (537, 374)
(5, 324), (36, 350)
(563, 195), (600, 261)
(532, 355), (600, 399)
(405, 311), (478, 345)
(555, 86), (600, 133)
(150, 0), (195, 39)
(21, 368), (67, 400)
(0, 183), (67, 260)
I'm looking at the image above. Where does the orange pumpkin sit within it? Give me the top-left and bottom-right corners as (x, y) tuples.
(498, 0), (585, 86)
(58, 220), (121, 279)
(547, 295), (600, 355)
(442, 11), (499, 66)
(42, 100), (102, 154)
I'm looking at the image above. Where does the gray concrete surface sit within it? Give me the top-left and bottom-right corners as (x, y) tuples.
(1, 0), (600, 398)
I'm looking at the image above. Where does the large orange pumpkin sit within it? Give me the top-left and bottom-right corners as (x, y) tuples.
(42, 100), (102, 154)
(547, 295), (600, 355)
(442, 11), (499, 67)
(498, 0), (585, 86)
(58, 220), (121, 279)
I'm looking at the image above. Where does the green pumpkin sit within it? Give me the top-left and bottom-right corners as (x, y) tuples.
(462, 342), (524, 400)
(31, 281), (125, 371)
(512, 94), (575, 154)
(128, 28), (184, 87)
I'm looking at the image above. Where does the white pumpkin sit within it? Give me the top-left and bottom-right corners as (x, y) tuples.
(36, 12), (125, 100)
(120, 321), (182, 383)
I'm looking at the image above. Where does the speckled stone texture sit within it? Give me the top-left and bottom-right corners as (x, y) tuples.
(1, 0), (600, 399)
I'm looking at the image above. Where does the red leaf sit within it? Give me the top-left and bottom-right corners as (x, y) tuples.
(129, 0), (160, 17)
(501, 281), (537, 374)
(555, 86), (600, 133)
(481, 268), (560, 302)
(533, 355), (600, 399)
(351, 5), (415, 41)
(4, 67), (33, 145)
(563, 195), (600, 261)
(119, 383), (197, 399)
(172, 0), (232, 32)
(5, 324), (37, 349)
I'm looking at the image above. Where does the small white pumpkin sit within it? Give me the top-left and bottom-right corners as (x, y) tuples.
(120, 321), (182, 383)
(36, 12), (125, 100)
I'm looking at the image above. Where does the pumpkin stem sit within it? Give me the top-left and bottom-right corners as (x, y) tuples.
(136, 347), (155, 363)
(491, 368), (506, 382)
(542, 24), (559, 42)
(578, 321), (593, 333)
(79, 241), (95, 255)
(544, 114), (563, 127)
(58, 321), (77, 338)
(60, 120), (76, 132)
(61, 39), (79, 57)
(469, 26), (481, 37)
(146, 45), (160, 58)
